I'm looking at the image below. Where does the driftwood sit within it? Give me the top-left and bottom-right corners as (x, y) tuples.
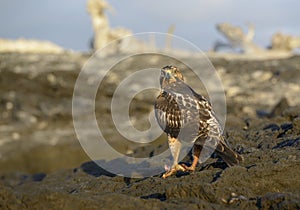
(214, 23), (264, 54)
(87, 0), (132, 51)
(214, 22), (300, 55)
(270, 32), (300, 52)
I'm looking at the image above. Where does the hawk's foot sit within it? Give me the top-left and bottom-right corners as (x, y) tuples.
(181, 164), (196, 172)
(162, 164), (186, 178)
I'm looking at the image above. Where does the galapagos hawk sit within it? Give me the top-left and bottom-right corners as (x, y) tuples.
(154, 65), (243, 178)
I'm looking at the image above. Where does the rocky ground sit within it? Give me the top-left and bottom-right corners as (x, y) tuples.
(0, 52), (299, 209)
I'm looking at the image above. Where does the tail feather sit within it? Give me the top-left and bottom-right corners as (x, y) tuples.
(216, 142), (244, 167)
(206, 115), (243, 166)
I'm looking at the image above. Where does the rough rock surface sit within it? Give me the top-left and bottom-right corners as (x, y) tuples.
(0, 52), (299, 209)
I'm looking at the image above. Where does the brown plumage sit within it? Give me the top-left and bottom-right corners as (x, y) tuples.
(154, 65), (243, 178)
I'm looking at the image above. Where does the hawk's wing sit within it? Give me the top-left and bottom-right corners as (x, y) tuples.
(154, 81), (211, 142)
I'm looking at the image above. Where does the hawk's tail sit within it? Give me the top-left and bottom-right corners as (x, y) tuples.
(215, 141), (244, 167)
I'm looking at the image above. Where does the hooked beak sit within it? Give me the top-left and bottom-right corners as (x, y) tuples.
(165, 72), (171, 81)
(162, 69), (171, 81)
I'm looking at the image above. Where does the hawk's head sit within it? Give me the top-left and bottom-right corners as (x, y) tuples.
(160, 65), (184, 88)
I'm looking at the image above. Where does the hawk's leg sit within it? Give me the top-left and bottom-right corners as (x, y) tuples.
(182, 145), (201, 172)
(162, 136), (185, 178)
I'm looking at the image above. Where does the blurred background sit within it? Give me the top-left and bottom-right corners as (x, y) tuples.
(1, 0), (299, 51)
